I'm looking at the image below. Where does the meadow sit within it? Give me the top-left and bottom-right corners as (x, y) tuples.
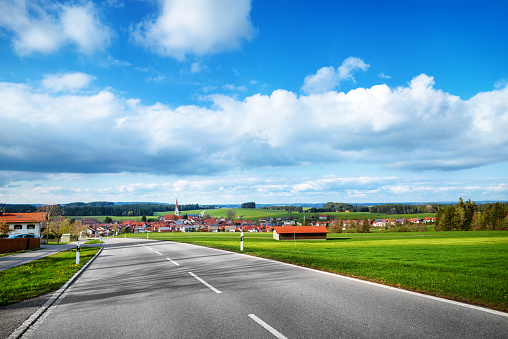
(129, 231), (508, 312)
(0, 247), (100, 306)
(153, 208), (435, 221)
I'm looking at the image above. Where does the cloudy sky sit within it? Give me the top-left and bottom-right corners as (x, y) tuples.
(1, 0), (507, 205)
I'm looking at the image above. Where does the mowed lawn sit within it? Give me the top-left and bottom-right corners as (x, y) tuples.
(131, 231), (508, 312)
(0, 247), (100, 306)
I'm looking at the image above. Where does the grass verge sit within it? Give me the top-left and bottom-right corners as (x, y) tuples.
(0, 246), (101, 306)
(84, 239), (102, 244)
(128, 231), (508, 312)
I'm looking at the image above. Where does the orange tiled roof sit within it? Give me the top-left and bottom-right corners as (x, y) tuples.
(1, 212), (47, 223)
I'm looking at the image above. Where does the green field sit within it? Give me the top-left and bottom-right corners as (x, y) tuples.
(154, 209), (436, 221)
(129, 231), (508, 312)
(0, 247), (100, 306)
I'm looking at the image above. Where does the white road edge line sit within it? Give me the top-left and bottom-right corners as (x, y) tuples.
(249, 314), (287, 339)
(166, 258), (180, 266)
(188, 272), (221, 294)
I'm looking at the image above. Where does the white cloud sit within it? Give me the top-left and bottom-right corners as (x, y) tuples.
(0, 72), (507, 180)
(42, 72), (95, 93)
(379, 72), (391, 79)
(190, 62), (203, 73)
(131, 0), (257, 60)
(494, 78), (508, 89)
(223, 84), (247, 92)
(0, 0), (112, 56)
(302, 57), (369, 94)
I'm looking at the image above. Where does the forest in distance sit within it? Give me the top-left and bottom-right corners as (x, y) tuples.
(2, 199), (507, 219)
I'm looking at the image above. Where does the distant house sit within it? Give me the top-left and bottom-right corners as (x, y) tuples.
(273, 226), (329, 241)
(180, 225), (198, 232)
(1, 212), (47, 237)
(165, 215), (183, 221)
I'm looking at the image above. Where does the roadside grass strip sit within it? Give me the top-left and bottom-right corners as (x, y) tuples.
(129, 231), (508, 312)
(0, 247), (101, 306)
(249, 314), (288, 339)
(188, 272), (222, 294)
(84, 239), (102, 244)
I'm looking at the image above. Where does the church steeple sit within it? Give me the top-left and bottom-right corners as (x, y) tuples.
(175, 199), (179, 216)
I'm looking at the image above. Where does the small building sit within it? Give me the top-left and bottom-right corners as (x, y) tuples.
(0, 212), (47, 237)
(273, 226), (329, 241)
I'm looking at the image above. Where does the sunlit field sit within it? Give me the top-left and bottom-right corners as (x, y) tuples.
(0, 247), (100, 306)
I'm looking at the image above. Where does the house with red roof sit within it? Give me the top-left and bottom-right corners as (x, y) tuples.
(1, 212), (47, 237)
(165, 215), (183, 221)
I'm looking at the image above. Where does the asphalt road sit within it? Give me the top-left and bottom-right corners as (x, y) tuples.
(22, 238), (508, 338)
(0, 244), (78, 272)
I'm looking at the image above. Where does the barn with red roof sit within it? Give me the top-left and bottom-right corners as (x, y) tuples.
(273, 226), (329, 241)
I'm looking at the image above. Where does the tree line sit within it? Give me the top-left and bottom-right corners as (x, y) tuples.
(308, 202), (369, 213)
(241, 202), (256, 208)
(368, 204), (439, 214)
(262, 205), (303, 212)
(436, 198), (508, 231)
(2, 202), (212, 217)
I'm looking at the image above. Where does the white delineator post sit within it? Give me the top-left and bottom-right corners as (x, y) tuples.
(76, 240), (80, 264)
(241, 231), (244, 251)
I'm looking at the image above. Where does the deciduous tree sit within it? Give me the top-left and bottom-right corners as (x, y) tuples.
(225, 209), (236, 220)
(0, 221), (11, 238)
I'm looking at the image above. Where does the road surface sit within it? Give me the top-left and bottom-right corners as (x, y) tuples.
(21, 238), (508, 338)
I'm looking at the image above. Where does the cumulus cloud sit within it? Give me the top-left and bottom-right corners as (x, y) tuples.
(42, 72), (95, 93)
(302, 57), (370, 94)
(0, 0), (112, 55)
(131, 0), (257, 60)
(0, 73), (507, 179)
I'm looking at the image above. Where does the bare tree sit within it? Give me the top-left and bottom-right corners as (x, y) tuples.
(110, 223), (119, 236)
(225, 209), (236, 220)
(37, 204), (62, 243)
(72, 219), (87, 240)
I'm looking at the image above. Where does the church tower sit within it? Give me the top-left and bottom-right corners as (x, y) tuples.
(175, 199), (179, 216)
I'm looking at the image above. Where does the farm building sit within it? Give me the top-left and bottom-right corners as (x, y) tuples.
(273, 226), (329, 241)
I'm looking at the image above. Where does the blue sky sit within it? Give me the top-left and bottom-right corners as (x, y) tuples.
(0, 0), (507, 205)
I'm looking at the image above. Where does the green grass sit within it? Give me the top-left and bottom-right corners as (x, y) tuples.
(0, 247), (101, 306)
(84, 239), (102, 244)
(45, 241), (71, 245)
(154, 209), (435, 221)
(128, 231), (508, 312)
